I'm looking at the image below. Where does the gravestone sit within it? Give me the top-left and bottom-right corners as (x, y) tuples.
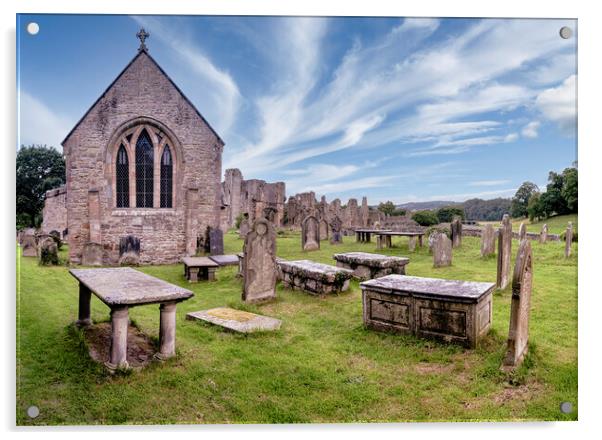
(119, 235), (140, 266)
(38, 237), (59, 265)
(187, 307), (282, 333)
(301, 215), (320, 251)
(432, 233), (452, 267)
(20, 233), (38, 257)
(408, 236), (417, 252)
(450, 217), (462, 248)
(242, 217), (277, 303)
(207, 227), (224, 255)
(480, 224), (496, 257)
(82, 242), (104, 266)
(540, 224), (548, 244)
(502, 239), (533, 370)
(329, 216), (343, 245)
(239, 218), (250, 239)
(496, 214), (512, 289)
(263, 206), (277, 224)
(565, 222), (573, 258)
(319, 219), (329, 241)
(518, 222), (527, 241)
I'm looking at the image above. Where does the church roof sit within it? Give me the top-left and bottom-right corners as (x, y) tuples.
(61, 49), (225, 147)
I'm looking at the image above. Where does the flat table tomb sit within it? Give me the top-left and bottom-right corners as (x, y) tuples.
(277, 259), (353, 295)
(182, 256), (219, 282)
(333, 252), (410, 280)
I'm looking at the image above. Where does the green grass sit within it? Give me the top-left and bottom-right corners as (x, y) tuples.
(481, 213), (577, 235)
(16, 225), (578, 424)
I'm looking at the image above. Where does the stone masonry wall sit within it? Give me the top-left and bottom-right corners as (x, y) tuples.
(41, 185), (68, 237)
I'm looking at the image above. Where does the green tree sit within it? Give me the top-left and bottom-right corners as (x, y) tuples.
(436, 206), (465, 223)
(378, 201), (396, 216)
(511, 181), (539, 218)
(561, 167), (578, 212)
(411, 210), (439, 226)
(527, 192), (544, 221)
(16, 145), (65, 228)
(543, 171), (569, 216)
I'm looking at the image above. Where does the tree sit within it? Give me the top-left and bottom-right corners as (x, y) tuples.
(561, 167), (578, 212)
(543, 171), (569, 216)
(511, 181), (539, 218)
(16, 145), (65, 228)
(378, 201), (396, 216)
(411, 210), (439, 226)
(527, 192), (544, 221)
(436, 206), (465, 223)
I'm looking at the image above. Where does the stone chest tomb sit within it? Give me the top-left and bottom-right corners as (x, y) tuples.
(61, 30), (224, 265)
(360, 275), (494, 348)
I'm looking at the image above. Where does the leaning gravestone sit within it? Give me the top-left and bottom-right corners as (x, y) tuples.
(239, 218), (250, 240)
(301, 215), (320, 251)
(330, 216), (343, 245)
(518, 222), (527, 241)
(502, 239), (533, 370)
(38, 237), (59, 265)
(565, 222), (573, 258)
(20, 233), (38, 257)
(496, 214), (512, 289)
(242, 217), (277, 303)
(432, 233), (452, 267)
(319, 219), (329, 241)
(480, 224), (496, 257)
(540, 224), (548, 244)
(450, 217), (462, 248)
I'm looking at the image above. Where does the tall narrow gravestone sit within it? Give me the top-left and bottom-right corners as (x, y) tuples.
(565, 222), (573, 258)
(301, 215), (320, 251)
(239, 218), (250, 240)
(319, 219), (329, 241)
(242, 218), (277, 303)
(518, 222), (527, 241)
(433, 233), (452, 267)
(480, 224), (496, 257)
(330, 216), (343, 245)
(450, 217), (462, 248)
(496, 214), (512, 289)
(540, 224), (548, 244)
(502, 239), (533, 370)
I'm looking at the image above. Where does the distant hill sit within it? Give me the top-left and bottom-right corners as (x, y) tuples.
(396, 201), (458, 211)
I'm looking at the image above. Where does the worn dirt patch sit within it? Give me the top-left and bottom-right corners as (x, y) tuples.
(84, 322), (156, 369)
(492, 381), (545, 405)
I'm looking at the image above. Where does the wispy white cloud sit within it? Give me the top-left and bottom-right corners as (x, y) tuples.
(536, 74), (577, 134)
(18, 90), (72, 151)
(469, 179), (511, 187)
(521, 121), (541, 138)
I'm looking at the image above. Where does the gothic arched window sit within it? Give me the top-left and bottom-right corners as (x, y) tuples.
(135, 129), (154, 208)
(116, 144), (129, 208)
(160, 145), (173, 208)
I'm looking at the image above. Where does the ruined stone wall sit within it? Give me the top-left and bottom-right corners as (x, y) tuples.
(41, 185), (67, 238)
(63, 52), (224, 265)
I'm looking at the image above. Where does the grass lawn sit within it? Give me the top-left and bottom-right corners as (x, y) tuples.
(480, 213), (578, 235)
(16, 222), (578, 424)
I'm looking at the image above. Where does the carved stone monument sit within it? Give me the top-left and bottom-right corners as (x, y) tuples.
(450, 217), (462, 248)
(119, 235), (140, 266)
(319, 219), (329, 241)
(432, 233), (452, 267)
(329, 216), (343, 245)
(242, 217), (277, 303)
(20, 233), (38, 257)
(540, 223), (548, 244)
(518, 222), (527, 241)
(502, 239), (533, 370)
(565, 222), (573, 257)
(496, 214), (512, 289)
(480, 224), (496, 257)
(301, 215), (320, 251)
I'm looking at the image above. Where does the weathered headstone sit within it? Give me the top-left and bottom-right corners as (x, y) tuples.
(502, 239), (533, 370)
(38, 237), (59, 265)
(21, 233), (38, 257)
(480, 224), (496, 257)
(319, 218), (329, 241)
(329, 216), (343, 245)
(408, 236), (417, 252)
(242, 217), (277, 303)
(238, 218), (250, 239)
(496, 214), (512, 289)
(565, 222), (573, 258)
(82, 242), (104, 266)
(187, 307), (282, 333)
(518, 222), (527, 241)
(301, 215), (320, 251)
(450, 217), (462, 248)
(119, 235), (140, 266)
(540, 224), (548, 244)
(432, 233), (452, 267)
(208, 227), (224, 255)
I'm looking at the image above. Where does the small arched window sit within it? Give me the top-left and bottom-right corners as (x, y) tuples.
(116, 144), (129, 208)
(160, 145), (173, 208)
(135, 129), (154, 208)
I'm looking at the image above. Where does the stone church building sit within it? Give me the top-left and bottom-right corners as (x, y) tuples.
(62, 30), (224, 265)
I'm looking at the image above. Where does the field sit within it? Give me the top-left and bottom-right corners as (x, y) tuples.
(16, 216), (578, 424)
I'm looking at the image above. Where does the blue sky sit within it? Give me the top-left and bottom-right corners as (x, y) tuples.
(17, 14), (577, 204)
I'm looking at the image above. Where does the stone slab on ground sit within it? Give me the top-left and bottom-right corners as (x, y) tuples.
(209, 254), (239, 266)
(333, 251), (409, 280)
(186, 307), (282, 333)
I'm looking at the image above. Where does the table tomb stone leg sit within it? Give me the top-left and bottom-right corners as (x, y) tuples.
(419, 235), (423, 247)
(76, 283), (92, 327)
(208, 267), (216, 281)
(155, 302), (177, 360)
(106, 306), (129, 371)
(188, 267), (199, 283)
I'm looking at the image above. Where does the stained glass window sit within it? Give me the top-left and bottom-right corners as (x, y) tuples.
(116, 144), (129, 207)
(135, 129), (154, 207)
(160, 145), (173, 208)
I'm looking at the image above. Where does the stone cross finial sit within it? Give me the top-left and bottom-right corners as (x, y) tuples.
(136, 28), (150, 52)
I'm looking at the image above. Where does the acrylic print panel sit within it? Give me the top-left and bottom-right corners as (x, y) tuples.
(16, 14), (577, 424)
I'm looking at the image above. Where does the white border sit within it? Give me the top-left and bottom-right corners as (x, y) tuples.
(3, 1), (601, 439)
